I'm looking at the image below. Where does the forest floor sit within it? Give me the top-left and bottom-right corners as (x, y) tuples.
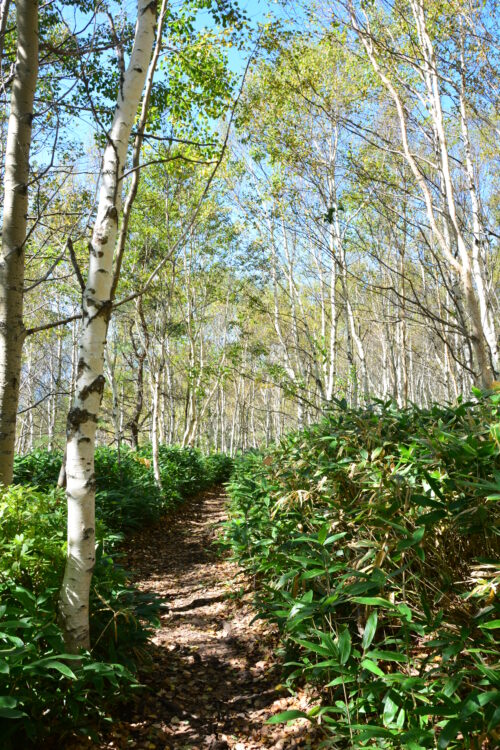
(72, 488), (321, 750)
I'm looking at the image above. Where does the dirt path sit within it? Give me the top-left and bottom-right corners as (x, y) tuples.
(95, 488), (319, 750)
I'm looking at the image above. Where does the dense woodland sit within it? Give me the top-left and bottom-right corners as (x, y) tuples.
(0, 0), (498, 748)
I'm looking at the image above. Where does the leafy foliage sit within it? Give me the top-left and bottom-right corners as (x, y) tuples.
(14, 444), (233, 532)
(13, 450), (63, 490)
(0, 483), (139, 746)
(225, 393), (500, 749)
(2, 445), (231, 744)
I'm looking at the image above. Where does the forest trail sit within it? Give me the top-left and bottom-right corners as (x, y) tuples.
(84, 488), (319, 750)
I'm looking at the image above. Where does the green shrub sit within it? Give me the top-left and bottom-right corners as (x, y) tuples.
(137, 444), (232, 496)
(203, 452), (234, 484)
(0, 484), (144, 746)
(94, 446), (166, 531)
(3, 442), (231, 744)
(13, 450), (61, 488)
(225, 393), (500, 749)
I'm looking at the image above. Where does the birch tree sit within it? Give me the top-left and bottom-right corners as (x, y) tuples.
(59, 0), (157, 652)
(346, 0), (498, 388)
(0, 0), (38, 485)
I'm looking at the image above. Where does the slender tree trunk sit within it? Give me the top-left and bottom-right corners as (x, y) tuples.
(48, 336), (63, 450)
(151, 367), (162, 488)
(25, 341), (34, 451)
(220, 387), (227, 453)
(106, 347), (122, 459)
(0, 0), (38, 484)
(159, 369), (166, 445)
(129, 350), (145, 449)
(381, 325), (389, 398)
(458, 50), (498, 378)
(250, 381), (257, 448)
(165, 337), (175, 444)
(129, 304), (147, 449)
(59, 0), (156, 653)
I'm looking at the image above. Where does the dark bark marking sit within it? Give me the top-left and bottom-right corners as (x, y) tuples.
(66, 407), (97, 435)
(80, 374), (105, 401)
(84, 473), (96, 492)
(77, 358), (90, 378)
(105, 205), (118, 222)
(21, 112), (34, 126)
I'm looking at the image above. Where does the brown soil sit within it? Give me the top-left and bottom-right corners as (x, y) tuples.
(77, 488), (321, 750)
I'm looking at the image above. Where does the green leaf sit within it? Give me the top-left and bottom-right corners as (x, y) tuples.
(398, 526), (425, 550)
(0, 707), (27, 718)
(437, 718), (460, 749)
(0, 696), (17, 708)
(362, 610), (378, 650)
(398, 603), (413, 621)
(383, 694), (399, 726)
(361, 658), (384, 677)
(352, 596), (394, 608)
(479, 619), (500, 629)
(350, 724), (396, 738)
(317, 524), (328, 545)
(367, 649), (408, 663)
(324, 532), (347, 545)
(295, 639), (331, 657)
(28, 660), (77, 679)
(338, 628), (351, 665)
(266, 709), (310, 724)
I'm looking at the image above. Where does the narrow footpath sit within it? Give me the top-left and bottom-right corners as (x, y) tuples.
(92, 488), (319, 750)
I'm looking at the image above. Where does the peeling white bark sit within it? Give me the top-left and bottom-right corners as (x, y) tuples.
(59, 0), (157, 653)
(0, 0), (38, 485)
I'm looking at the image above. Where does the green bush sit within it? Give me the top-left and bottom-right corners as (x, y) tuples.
(203, 452), (234, 484)
(137, 444), (233, 496)
(13, 450), (62, 488)
(3, 443), (231, 744)
(0, 483), (143, 746)
(13, 444), (232, 533)
(94, 446), (166, 531)
(225, 393), (500, 749)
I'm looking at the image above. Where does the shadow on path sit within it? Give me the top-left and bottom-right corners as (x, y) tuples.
(84, 489), (321, 750)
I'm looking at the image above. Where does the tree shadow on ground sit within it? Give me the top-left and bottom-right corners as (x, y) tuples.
(69, 489), (322, 749)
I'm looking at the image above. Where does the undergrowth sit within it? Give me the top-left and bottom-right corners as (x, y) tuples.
(0, 444), (232, 745)
(225, 392), (500, 749)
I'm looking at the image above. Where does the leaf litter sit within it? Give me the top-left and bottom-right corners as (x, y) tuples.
(67, 488), (320, 750)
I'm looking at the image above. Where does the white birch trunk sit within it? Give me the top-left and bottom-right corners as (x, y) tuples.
(151, 368), (162, 488)
(458, 60), (498, 377)
(59, 0), (156, 652)
(0, 0), (38, 484)
(26, 343), (34, 451)
(165, 337), (175, 444)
